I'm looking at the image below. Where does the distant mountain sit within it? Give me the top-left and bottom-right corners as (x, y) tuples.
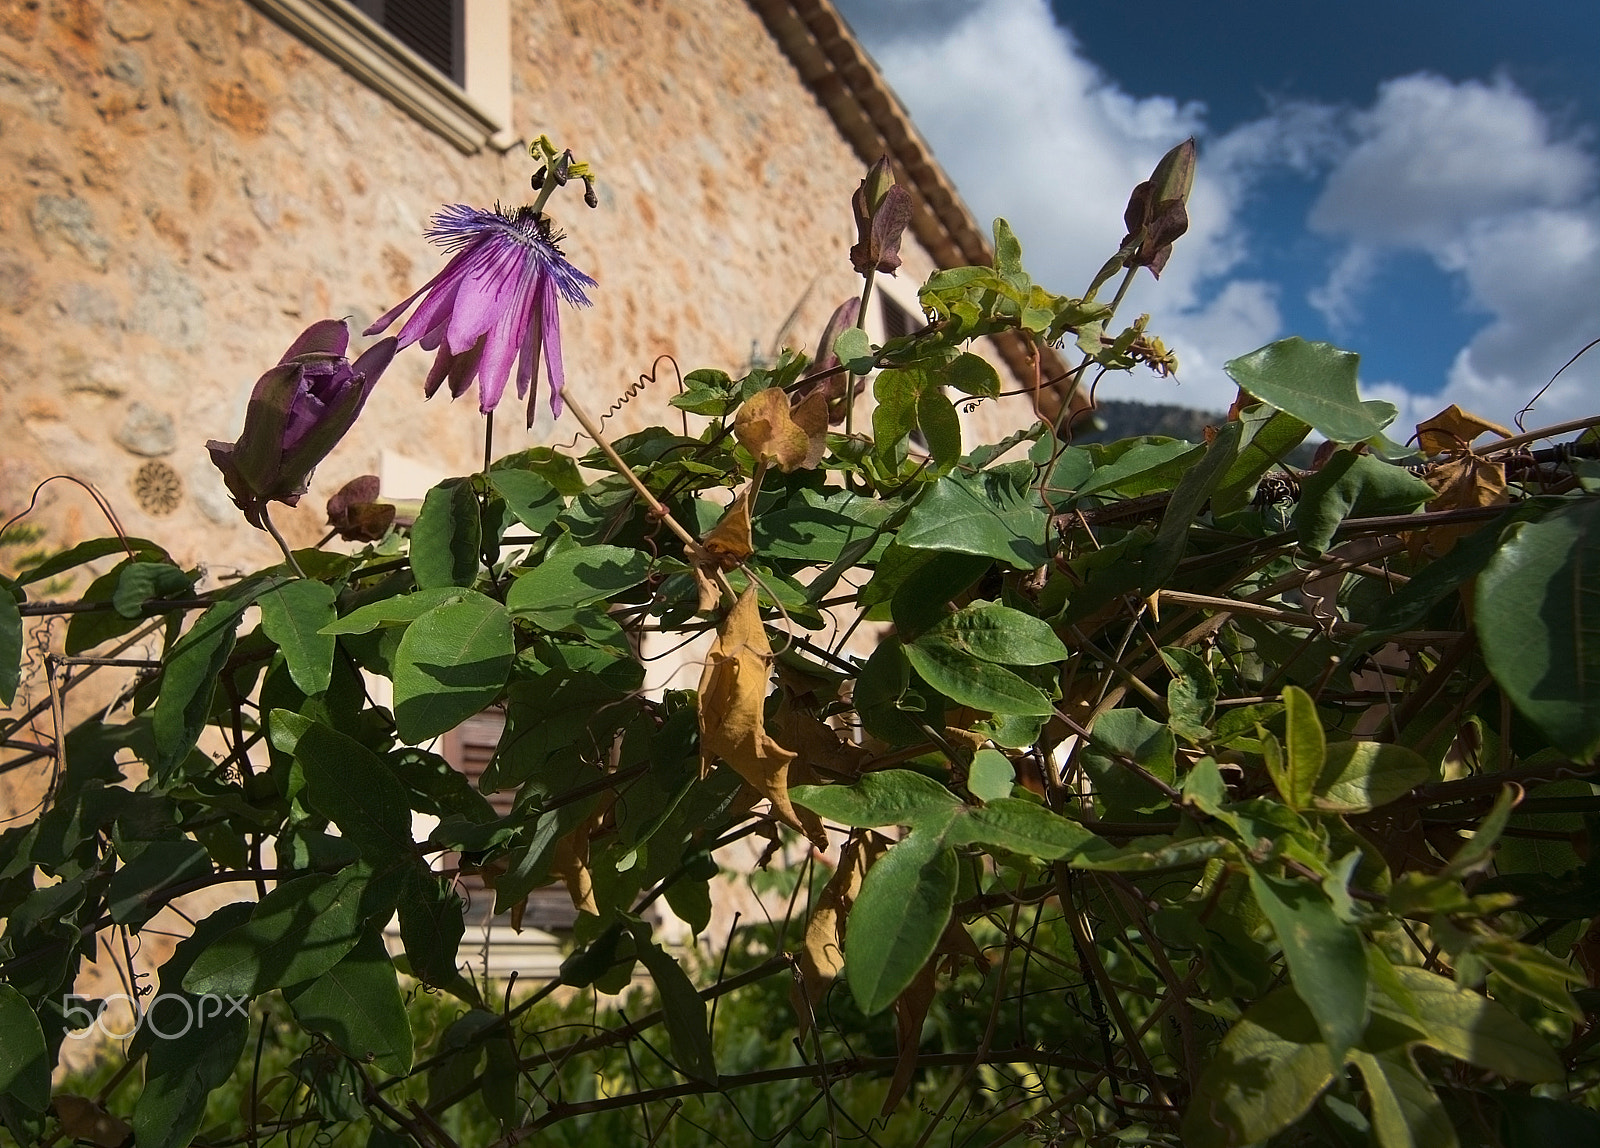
(1068, 399), (1224, 445)
(1068, 399), (1317, 467)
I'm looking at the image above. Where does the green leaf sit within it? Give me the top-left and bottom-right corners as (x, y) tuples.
(411, 478), (481, 589)
(1247, 866), (1367, 1065)
(1350, 1050), (1457, 1148)
(486, 469), (563, 534)
(903, 639), (1054, 715)
(846, 826), (959, 1015)
(1141, 421), (1242, 591)
(184, 865), (379, 998)
(112, 561), (194, 618)
(1082, 708), (1177, 816)
(393, 594), (514, 744)
(397, 869), (466, 989)
(1378, 966), (1562, 1082)
(917, 602), (1067, 666)
(505, 545), (651, 619)
(258, 579), (337, 695)
(1294, 450), (1436, 553)
(133, 902), (254, 1148)
(628, 919), (717, 1082)
(14, 536), (165, 586)
(1078, 440), (1203, 498)
(947, 798), (1101, 858)
(1213, 404), (1312, 513)
(992, 217), (1024, 275)
(1272, 685), (1325, 812)
(285, 931), (414, 1074)
(1314, 741), (1431, 812)
(917, 386), (962, 472)
(286, 714), (415, 864)
(493, 445), (585, 496)
(150, 598), (249, 780)
(1184, 988), (1337, 1148)
(967, 748), (1015, 802)
(1161, 647), (1216, 741)
(834, 326), (874, 374)
(1224, 337), (1397, 443)
(108, 839), (211, 926)
(791, 769), (961, 828)
(898, 471), (1047, 569)
(322, 587), (472, 635)
(1477, 497), (1600, 759)
(947, 352), (1001, 398)
(753, 507), (890, 565)
(0, 984), (48, 1113)
(0, 574), (20, 707)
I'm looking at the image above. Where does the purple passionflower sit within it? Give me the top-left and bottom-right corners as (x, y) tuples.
(365, 203), (597, 425)
(207, 319), (397, 528)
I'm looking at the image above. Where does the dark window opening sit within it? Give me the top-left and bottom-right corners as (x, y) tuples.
(880, 295), (917, 342)
(351, 0), (464, 85)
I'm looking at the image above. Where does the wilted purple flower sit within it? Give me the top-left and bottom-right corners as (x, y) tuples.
(366, 204), (597, 426)
(207, 319), (396, 529)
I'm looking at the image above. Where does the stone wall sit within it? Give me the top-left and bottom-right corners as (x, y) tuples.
(1, 0), (1035, 582)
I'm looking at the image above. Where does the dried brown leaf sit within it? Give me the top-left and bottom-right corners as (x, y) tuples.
(1415, 454), (1509, 556)
(550, 827), (598, 918)
(702, 483), (754, 569)
(792, 831), (889, 1035)
(698, 587), (823, 845)
(53, 1095), (132, 1148)
(884, 962), (939, 1114)
(1416, 404), (1512, 455)
(734, 387), (826, 472)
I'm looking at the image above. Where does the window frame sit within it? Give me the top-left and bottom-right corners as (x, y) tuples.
(248, 0), (515, 154)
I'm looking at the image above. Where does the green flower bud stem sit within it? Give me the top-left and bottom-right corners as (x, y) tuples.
(259, 505), (308, 580)
(844, 266), (877, 440)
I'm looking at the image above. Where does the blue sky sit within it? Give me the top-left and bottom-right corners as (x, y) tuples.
(832, 0), (1600, 432)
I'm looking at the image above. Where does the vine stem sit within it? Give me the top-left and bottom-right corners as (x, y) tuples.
(844, 267), (877, 439)
(562, 392), (698, 551)
(258, 506), (307, 579)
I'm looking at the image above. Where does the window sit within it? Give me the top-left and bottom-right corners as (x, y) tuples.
(879, 293), (917, 342)
(351, 0), (463, 84)
(248, 0), (514, 154)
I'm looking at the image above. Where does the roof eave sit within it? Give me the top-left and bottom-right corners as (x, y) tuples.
(748, 0), (1078, 413)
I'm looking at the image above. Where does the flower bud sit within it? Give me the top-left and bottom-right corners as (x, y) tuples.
(1120, 137), (1196, 279)
(850, 155), (914, 276)
(207, 319), (396, 529)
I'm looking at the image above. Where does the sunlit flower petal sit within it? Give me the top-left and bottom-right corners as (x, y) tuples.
(367, 204), (596, 426)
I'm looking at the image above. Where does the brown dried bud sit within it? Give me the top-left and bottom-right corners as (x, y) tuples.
(1120, 137), (1196, 279)
(326, 474), (396, 542)
(850, 156), (913, 275)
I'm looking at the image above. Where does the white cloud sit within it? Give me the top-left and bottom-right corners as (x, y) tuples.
(837, 0), (1282, 413)
(1306, 74), (1600, 430)
(1310, 75), (1595, 248)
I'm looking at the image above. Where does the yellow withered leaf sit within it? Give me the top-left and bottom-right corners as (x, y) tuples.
(701, 483), (754, 569)
(549, 826), (598, 919)
(734, 387), (827, 472)
(698, 587), (824, 845)
(53, 1095), (132, 1148)
(1416, 404), (1512, 455)
(883, 919), (989, 1114)
(792, 831), (889, 1035)
(1414, 453), (1510, 556)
